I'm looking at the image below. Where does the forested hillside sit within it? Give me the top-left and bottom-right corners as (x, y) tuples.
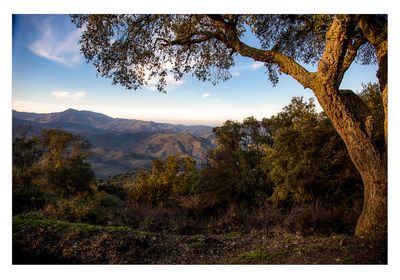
(13, 109), (215, 177)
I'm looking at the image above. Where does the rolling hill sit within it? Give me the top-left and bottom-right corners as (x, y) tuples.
(13, 108), (216, 178)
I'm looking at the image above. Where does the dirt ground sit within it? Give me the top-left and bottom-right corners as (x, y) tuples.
(13, 215), (387, 264)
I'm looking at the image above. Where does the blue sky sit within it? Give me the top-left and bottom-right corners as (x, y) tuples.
(12, 14), (379, 126)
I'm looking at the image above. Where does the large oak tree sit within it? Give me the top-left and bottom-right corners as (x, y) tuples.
(71, 14), (387, 236)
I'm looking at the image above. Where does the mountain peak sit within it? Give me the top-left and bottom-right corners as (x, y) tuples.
(13, 108), (214, 134)
(64, 108), (78, 112)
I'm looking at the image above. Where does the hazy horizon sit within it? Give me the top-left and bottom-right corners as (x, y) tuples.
(12, 106), (223, 126)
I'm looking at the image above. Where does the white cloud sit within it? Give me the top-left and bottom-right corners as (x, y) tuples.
(229, 61), (264, 77)
(52, 90), (87, 101)
(202, 93), (210, 98)
(29, 18), (83, 67)
(250, 61), (264, 70)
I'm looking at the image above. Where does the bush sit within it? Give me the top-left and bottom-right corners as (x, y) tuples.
(13, 184), (57, 214)
(40, 191), (123, 225)
(129, 155), (199, 206)
(46, 158), (95, 196)
(97, 181), (128, 200)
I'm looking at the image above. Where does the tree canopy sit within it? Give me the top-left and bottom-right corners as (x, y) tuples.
(71, 15), (381, 91)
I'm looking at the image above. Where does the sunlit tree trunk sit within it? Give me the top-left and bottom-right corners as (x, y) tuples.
(312, 86), (387, 236)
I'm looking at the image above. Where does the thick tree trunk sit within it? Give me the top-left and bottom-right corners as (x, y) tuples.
(313, 86), (387, 237)
(356, 161), (387, 236)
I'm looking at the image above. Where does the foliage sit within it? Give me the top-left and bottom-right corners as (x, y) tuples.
(196, 97), (363, 220)
(12, 127), (42, 187)
(129, 155), (199, 206)
(12, 128), (95, 214)
(45, 157), (95, 196)
(40, 191), (124, 224)
(97, 180), (128, 200)
(359, 82), (385, 146)
(39, 129), (94, 196)
(263, 97), (362, 207)
(12, 184), (57, 214)
(200, 119), (273, 208)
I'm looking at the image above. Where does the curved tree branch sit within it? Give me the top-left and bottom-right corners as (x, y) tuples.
(317, 15), (359, 88)
(206, 15), (316, 89)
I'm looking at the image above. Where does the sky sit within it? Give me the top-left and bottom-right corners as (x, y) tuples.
(12, 14), (379, 126)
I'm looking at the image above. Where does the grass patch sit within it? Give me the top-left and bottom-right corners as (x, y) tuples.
(223, 231), (241, 239)
(13, 214), (156, 264)
(236, 249), (284, 263)
(13, 214), (152, 237)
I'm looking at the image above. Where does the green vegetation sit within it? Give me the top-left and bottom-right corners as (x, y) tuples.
(129, 155), (198, 206)
(12, 87), (386, 263)
(237, 250), (274, 263)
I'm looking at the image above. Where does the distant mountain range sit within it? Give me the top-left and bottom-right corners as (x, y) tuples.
(13, 108), (216, 178)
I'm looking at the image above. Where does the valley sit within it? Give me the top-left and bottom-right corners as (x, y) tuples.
(13, 108), (215, 178)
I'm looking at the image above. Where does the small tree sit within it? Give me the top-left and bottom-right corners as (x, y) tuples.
(12, 126), (42, 186)
(40, 129), (94, 196)
(130, 155), (199, 206)
(200, 119), (272, 207)
(264, 97), (362, 208)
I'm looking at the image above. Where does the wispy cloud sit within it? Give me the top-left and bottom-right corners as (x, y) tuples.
(29, 17), (83, 67)
(52, 90), (87, 101)
(202, 93), (211, 98)
(250, 61), (264, 70)
(229, 61), (264, 78)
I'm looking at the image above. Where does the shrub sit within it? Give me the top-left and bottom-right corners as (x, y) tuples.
(46, 158), (95, 196)
(97, 181), (128, 200)
(129, 155), (199, 206)
(41, 196), (102, 224)
(13, 184), (57, 214)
